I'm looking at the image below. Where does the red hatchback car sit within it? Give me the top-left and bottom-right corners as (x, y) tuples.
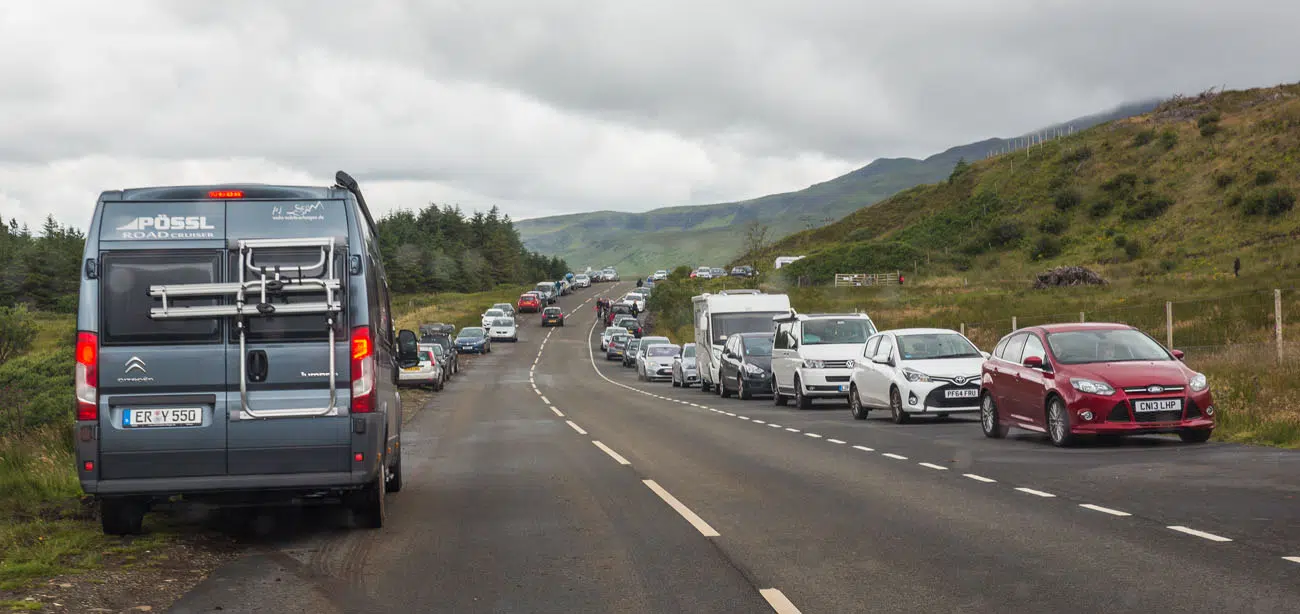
(517, 293), (541, 313)
(980, 323), (1214, 447)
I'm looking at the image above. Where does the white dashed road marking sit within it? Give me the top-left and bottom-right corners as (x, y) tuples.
(566, 420), (588, 435)
(882, 453), (908, 460)
(827, 439), (845, 444)
(1167, 526), (1232, 542)
(769, 424), (782, 429)
(753, 420), (766, 424)
(539, 395), (550, 405)
(852, 445), (874, 452)
(593, 441), (631, 465)
(918, 462), (948, 471)
(550, 406), (564, 417)
(804, 433), (822, 439)
(1015, 487), (1056, 498)
(759, 588), (803, 614)
(1283, 556), (1300, 564)
(785, 428), (800, 433)
(1079, 504), (1131, 517)
(963, 474), (997, 483)
(643, 480), (720, 537)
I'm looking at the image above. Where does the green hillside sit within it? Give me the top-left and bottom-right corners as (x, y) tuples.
(766, 84), (1300, 284)
(518, 102), (1158, 274)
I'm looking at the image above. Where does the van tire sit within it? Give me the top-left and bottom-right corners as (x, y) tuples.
(352, 465), (387, 529)
(101, 498), (146, 536)
(387, 443), (404, 493)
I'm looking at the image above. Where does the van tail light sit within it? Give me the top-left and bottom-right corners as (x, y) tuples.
(75, 331), (99, 421)
(350, 326), (375, 413)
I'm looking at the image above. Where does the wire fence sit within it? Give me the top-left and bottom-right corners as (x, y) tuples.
(956, 288), (1292, 360)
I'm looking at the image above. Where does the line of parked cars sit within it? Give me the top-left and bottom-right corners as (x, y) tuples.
(608, 289), (1218, 448)
(689, 265), (756, 279)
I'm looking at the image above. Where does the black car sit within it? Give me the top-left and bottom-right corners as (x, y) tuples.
(421, 332), (459, 377)
(541, 307), (566, 327)
(730, 266), (755, 278)
(622, 338), (643, 368)
(718, 332), (775, 400)
(606, 304), (633, 326)
(613, 316), (643, 338)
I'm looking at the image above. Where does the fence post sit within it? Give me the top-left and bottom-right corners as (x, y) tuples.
(960, 323), (966, 336)
(1276, 289), (1284, 362)
(1011, 316), (1017, 331)
(1080, 311), (1085, 323)
(1165, 301), (1173, 349)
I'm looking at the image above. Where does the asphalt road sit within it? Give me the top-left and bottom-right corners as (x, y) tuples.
(169, 283), (1299, 613)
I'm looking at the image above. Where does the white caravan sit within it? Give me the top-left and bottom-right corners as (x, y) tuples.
(692, 290), (791, 393)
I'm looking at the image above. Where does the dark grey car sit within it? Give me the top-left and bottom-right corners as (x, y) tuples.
(75, 171), (417, 535)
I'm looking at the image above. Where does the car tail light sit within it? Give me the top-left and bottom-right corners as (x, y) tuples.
(75, 331), (98, 421)
(351, 326), (375, 413)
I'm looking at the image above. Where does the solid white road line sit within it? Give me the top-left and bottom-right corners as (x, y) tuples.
(918, 462), (948, 471)
(882, 453), (908, 460)
(805, 433), (822, 439)
(852, 445), (874, 452)
(1283, 556), (1300, 564)
(1015, 487), (1056, 498)
(592, 441), (631, 465)
(643, 480), (720, 537)
(827, 439), (846, 444)
(759, 588), (803, 614)
(1167, 526), (1232, 542)
(1079, 503), (1131, 517)
(566, 420), (588, 435)
(963, 473), (997, 483)
(550, 406), (564, 417)
(540, 395), (550, 405)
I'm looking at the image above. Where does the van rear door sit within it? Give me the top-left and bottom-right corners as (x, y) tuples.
(224, 201), (352, 476)
(96, 203), (229, 481)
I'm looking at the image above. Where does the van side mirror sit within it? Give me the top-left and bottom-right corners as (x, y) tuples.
(397, 330), (420, 368)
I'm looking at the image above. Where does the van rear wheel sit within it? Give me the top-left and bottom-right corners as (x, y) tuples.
(352, 463), (387, 529)
(387, 443), (404, 493)
(101, 497), (146, 536)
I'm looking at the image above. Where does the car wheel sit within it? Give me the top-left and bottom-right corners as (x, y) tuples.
(773, 380), (788, 406)
(849, 384), (869, 420)
(794, 378), (812, 409)
(1178, 428), (1212, 443)
(351, 460), (386, 529)
(719, 375), (732, 398)
(1046, 396), (1075, 447)
(889, 387), (909, 424)
(387, 439), (404, 493)
(980, 393), (1008, 438)
(738, 376), (752, 400)
(101, 497), (146, 536)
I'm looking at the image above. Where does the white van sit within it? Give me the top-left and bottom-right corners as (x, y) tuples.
(771, 311), (877, 408)
(691, 290), (791, 393)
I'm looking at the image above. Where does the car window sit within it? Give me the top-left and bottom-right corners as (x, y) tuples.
(864, 335), (881, 358)
(101, 251), (223, 345)
(993, 335), (1011, 359)
(1046, 329), (1172, 364)
(430, 345), (444, 356)
(801, 318), (876, 345)
(683, 345), (696, 358)
(647, 345), (680, 357)
(492, 318), (513, 326)
(897, 333), (983, 360)
(742, 336), (774, 356)
(458, 328), (485, 338)
(1001, 333), (1029, 364)
(1021, 334), (1046, 363)
(418, 350), (434, 363)
(874, 335), (894, 360)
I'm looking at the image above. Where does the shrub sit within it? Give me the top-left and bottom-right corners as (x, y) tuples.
(1214, 172), (1235, 189)
(1100, 173), (1139, 194)
(1197, 111), (1222, 128)
(1053, 188), (1083, 211)
(1039, 212), (1069, 235)
(1243, 188), (1297, 217)
(1131, 130), (1155, 147)
(1227, 192), (1243, 207)
(1158, 130), (1178, 150)
(1113, 234), (1128, 248)
(0, 348), (74, 432)
(1160, 259), (1178, 272)
(987, 223), (1024, 247)
(949, 158), (971, 182)
(1199, 123), (1221, 137)
(1089, 199), (1115, 218)
(1124, 240), (1143, 260)
(1254, 169), (1278, 186)
(1123, 192), (1174, 221)
(0, 306), (38, 366)
(1060, 146), (1093, 165)
(951, 255), (973, 272)
(1032, 236), (1063, 260)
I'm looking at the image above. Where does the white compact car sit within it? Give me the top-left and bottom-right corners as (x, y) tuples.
(399, 344), (445, 390)
(848, 328), (988, 423)
(601, 325), (628, 351)
(672, 343), (699, 387)
(488, 317), (518, 342)
(481, 308), (507, 328)
(574, 274), (591, 288)
(490, 303), (516, 318)
(771, 312), (877, 408)
(621, 293), (647, 312)
(638, 343), (681, 382)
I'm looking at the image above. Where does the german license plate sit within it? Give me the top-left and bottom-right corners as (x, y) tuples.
(945, 388), (979, 399)
(123, 407), (201, 428)
(1134, 398), (1182, 413)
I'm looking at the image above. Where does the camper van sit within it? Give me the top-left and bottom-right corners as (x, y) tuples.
(692, 290), (791, 393)
(74, 171), (419, 535)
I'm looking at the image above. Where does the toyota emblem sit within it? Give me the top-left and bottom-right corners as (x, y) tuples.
(1146, 385), (1164, 394)
(953, 376), (968, 386)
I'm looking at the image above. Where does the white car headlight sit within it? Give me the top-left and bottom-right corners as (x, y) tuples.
(743, 363), (766, 375)
(802, 359), (825, 369)
(902, 368), (931, 383)
(1070, 378), (1115, 396)
(1189, 372), (1208, 392)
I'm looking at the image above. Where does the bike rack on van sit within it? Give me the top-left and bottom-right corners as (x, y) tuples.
(148, 237), (344, 420)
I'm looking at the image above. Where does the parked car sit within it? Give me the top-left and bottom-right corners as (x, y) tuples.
(694, 266), (713, 279)
(606, 303), (634, 326)
(638, 343), (681, 382)
(980, 323), (1215, 446)
(420, 322), (456, 338)
(491, 303), (516, 318)
(620, 293), (647, 312)
(541, 307), (566, 327)
(481, 308), (507, 328)
(848, 328), (986, 422)
(518, 292), (542, 313)
(672, 343), (699, 387)
(456, 327), (492, 354)
(717, 332), (776, 399)
(653, 270), (669, 281)
(771, 312), (877, 409)
(710, 267), (725, 278)
(606, 333), (631, 360)
(601, 325), (628, 351)
(574, 274), (591, 288)
(730, 266), (755, 277)
(75, 171), (408, 534)
(400, 344), (445, 390)
(421, 332), (459, 377)
(602, 268), (620, 282)
(629, 336), (669, 370)
(488, 317), (518, 342)
(622, 338), (643, 368)
(534, 282), (558, 305)
(613, 315), (643, 338)
(428, 343), (452, 386)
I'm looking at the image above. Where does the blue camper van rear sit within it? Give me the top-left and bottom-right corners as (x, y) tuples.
(75, 171), (418, 535)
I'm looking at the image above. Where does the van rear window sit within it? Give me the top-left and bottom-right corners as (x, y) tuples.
(101, 251), (222, 345)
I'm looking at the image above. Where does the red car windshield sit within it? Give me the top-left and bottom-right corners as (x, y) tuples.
(1046, 329), (1172, 364)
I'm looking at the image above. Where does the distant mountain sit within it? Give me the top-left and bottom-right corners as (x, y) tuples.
(517, 99), (1161, 274)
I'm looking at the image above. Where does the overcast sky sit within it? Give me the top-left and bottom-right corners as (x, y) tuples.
(2, 0), (1296, 230)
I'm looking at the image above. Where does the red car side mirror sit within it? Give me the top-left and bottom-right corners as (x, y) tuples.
(1171, 349), (1185, 360)
(1022, 355), (1043, 369)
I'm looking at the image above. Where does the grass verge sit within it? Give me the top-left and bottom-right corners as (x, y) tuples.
(394, 285), (534, 331)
